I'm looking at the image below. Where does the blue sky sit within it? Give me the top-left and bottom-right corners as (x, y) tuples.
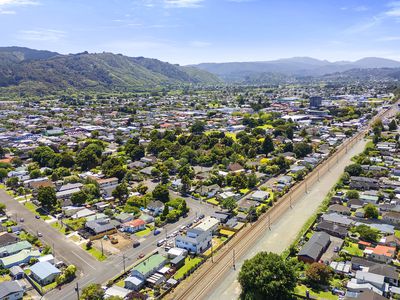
(1, 0), (400, 64)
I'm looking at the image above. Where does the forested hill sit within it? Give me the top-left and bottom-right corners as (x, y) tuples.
(0, 47), (221, 96)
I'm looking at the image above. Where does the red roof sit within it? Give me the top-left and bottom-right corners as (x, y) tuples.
(123, 219), (146, 228)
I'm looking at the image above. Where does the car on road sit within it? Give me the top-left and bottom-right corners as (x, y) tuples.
(157, 239), (165, 247)
(138, 253), (145, 259)
(37, 232), (42, 237)
(199, 214), (205, 219)
(19, 218), (24, 222)
(35, 215), (40, 219)
(132, 240), (140, 248)
(153, 229), (161, 236)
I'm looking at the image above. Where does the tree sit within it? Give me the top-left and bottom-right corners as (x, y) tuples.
(344, 164), (362, 176)
(190, 120), (205, 134)
(80, 283), (105, 300)
(180, 175), (191, 195)
(76, 143), (103, 171)
(152, 184), (170, 203)
(238, 252), (296, 300)
(71, 191), (88, 206)
(161, 171), (169, 184)
(112, 183), (128, 203)
(37, 186), (58, 211)
(31, 146), (56, 167)
(355, 224), (379, 242)
(0, 203), (6, 214)
(346, 190), (359, 200)
(221, 197), (237, 212)
(0, 168), (7, 182)
(0, 146), (4, 159)
(305, 263), (332, 286)
(261, 135), (274, 155)
(389, 119), (398, 131)
(293, 142), (312, 158)
(364, 203), (379, 219)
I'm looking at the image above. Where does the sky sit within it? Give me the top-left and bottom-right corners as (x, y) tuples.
(1, 0), (400, 64)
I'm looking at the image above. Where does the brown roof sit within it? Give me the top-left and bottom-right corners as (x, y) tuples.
(228, 163), (244, 172)
(30, 180), (55, 189)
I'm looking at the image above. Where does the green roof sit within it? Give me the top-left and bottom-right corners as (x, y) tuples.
(0, 241), (32, 256)
(133, 254), (166, 275)
(0, 249), (41, 268)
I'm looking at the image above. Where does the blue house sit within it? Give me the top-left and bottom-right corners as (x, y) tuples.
(30, 261), (61, 285)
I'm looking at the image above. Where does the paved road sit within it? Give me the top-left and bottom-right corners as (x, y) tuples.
(0, 190), (102, 275)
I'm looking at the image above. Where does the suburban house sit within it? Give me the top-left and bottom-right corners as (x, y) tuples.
(347, 271), (388, 296)
(175, 228), (212, 254)
(85, 218), (119, 235)
(250, 190), (270, 202)
(321, 213), (354, 228)
(328, 204), (351, 215)
(0, 281), (24, 300)
(0, 249), (41, 268)
(315, 221), (348, 238)
(147, 201), (165, 216)
(298, 232), (331, 263)
(364, 245), (396, 264)
(124, 254), (167, 291)
(121, 219), (146, 233)
(0, 241), (32, 258)
(30, 261), (61, 285)
(227, 163), (245, 173)
(349, 176), (379, 190)
(195, 184), (220, 198)
(382, 212), (400, 225)
(194, 216), (220, 234)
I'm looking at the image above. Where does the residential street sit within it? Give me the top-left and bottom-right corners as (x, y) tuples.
(0, 190), (102, 275)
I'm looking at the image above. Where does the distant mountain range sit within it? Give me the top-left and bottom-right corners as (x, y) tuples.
(192, 57), (400, 82)
(0, 47), (400, 97)
(0, 47), (221, 96)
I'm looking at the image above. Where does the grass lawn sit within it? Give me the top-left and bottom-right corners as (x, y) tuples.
(24, 202), (50, 220)
(69, 235), (80, 242)
(204, 238), (224, 256)
(294, 285), (338, 300)
(135, 226), (152, 237)
(0, 274), (11, 282)
(395, 230), (400, 239)
(225, 132), (237, 142)
(256, 124), (274, 130)
(0, 183), (5, 189)
(30, 276), (58, 293)
(343, 242), (363, 257)
(115, 280), (125, 287)
(82, 245), (107, 261)
(220, 229), (235, 237)
(206, 198), (219, 205)
(173, 257), (202, 280)
(239, 188), (250, 194)
(50, 222), (68, 235)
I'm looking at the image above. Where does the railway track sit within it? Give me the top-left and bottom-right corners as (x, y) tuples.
(169, 102), (398, 300)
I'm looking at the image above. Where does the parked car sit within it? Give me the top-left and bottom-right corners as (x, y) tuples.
(35, 215), (40, 219)
(154, 229), (161, 236)
(138, 253), (145, 259)
(157, 239), (165, 247)
(37, 232), (42, 237)
(19, 218), (24, 222)
(132, 240), (140, 248)
(199, 214), (205, 219)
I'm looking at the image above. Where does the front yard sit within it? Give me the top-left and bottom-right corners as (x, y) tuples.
(24, 202), (50, 220)
(173, 257), (203, 280)
(342, 242), (363, 257)
(294, 285), (338, 300)
(81, 244), (107, 261)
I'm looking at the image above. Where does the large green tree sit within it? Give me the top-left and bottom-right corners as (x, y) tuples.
(238, 252), (296, 300)
(80, 283), (105, 300)
(261, 135), (274, 155)
(37, 186), (58, 211)
(152, 184), (170, 203)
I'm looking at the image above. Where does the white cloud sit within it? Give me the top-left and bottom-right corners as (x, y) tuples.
(17, 29), (66, 41)
(0, 0), (39, 6)
(164, 0), (204, 8)
(0, 8), (15, 13)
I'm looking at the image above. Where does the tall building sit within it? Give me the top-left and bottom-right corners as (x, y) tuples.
(309, 96), (323, 108)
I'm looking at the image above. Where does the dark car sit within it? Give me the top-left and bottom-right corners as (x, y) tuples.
(154, 229), (161, 236)
(35, 215), (40, 219)
(132, 240), (140, 248)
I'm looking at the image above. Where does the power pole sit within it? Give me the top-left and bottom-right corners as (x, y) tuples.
(211, 242), (214, 263)
(268, 214), (271, 230)
(100, 239), (104, 258)
(233, 249), (236, 270)
(75, 282), (80, 299)
(289, 194), (292, 208)
(122, 254), (126, 273)
(52, 243), (55, 256)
